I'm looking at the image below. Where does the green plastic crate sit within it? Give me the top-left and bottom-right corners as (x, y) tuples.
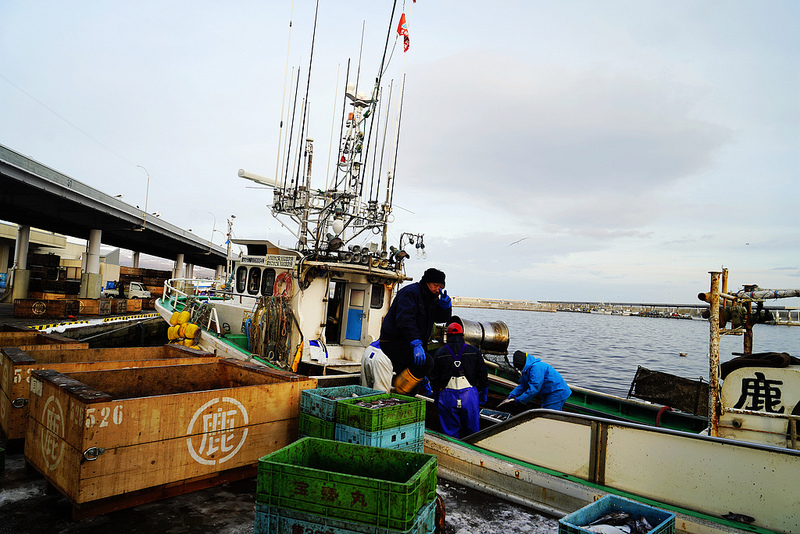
(257, 437), (437, 531)
(299, 412), (336, 440)
(254, 498), (436, 534)
(301, 385), (384, 421)
(336, 393), (426, 432)
(559, 495), (675, 534)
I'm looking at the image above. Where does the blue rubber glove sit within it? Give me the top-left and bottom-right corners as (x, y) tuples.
(479, 387), (488, 406)
(421, 377), (433, 396)
(410, 339), (426, 366)
(438, 289), (451, 309)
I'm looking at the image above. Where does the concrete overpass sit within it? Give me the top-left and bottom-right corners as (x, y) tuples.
(0, 143), (227, 298)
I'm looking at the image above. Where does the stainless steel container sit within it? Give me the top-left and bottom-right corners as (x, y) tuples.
(450, 316), (509, 354)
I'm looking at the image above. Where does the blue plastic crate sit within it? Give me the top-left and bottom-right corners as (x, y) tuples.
(255, 498), (436, 534)
(559, 495), (675, 534)
(335, 421), (425, 452)
(301, 385), (383, 421)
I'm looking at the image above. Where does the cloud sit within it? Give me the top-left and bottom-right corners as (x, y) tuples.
(400, 51), (732, 205)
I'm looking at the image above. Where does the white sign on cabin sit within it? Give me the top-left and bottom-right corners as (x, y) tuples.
(241, 255), (296, 269)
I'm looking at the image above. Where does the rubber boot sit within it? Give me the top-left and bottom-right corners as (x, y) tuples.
(394, 368), (422, 395)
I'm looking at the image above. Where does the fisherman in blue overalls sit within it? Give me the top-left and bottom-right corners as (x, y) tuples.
(430, 321), (489, 438)
(501, 350), (572, 410)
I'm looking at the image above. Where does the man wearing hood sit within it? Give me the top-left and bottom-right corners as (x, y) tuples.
(430, 321), (489, 438)
(379, 268), (452, 394)
(501, 350), (572, 410)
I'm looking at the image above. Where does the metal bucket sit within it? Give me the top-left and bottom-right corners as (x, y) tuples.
(451, 316), (509, 354)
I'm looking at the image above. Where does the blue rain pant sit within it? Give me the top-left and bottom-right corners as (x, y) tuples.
(437, 386), (480, 439)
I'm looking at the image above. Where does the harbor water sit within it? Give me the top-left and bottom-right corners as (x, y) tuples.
(457, 307), (800, 398)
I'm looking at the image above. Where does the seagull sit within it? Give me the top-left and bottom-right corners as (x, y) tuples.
(508, 237), (529, 247)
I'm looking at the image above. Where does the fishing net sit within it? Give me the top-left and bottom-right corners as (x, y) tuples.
(627, 366), (708, 416)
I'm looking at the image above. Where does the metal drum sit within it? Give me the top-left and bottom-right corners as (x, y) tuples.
(451, 315), (510, 354)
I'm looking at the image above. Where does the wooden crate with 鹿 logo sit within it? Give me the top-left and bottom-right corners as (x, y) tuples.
(24, 359), (317, 519)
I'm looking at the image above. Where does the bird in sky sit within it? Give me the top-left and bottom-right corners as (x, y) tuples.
(508, 237), (529, 247)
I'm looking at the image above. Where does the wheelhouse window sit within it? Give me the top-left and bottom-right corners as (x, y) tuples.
(370, 283), (384, 309)
(247, 267), (261, 295)
(235, 266), (247, 293)
(261, 268), (276, 296)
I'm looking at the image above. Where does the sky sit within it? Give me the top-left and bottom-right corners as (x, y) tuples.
(2, 1), (799, 305)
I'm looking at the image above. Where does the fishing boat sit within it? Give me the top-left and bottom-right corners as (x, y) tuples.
(156, 3), (421, 381)
(425, 269), (800, 534)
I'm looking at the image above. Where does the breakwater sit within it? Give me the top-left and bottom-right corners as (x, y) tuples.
(452, 297), (800, 324)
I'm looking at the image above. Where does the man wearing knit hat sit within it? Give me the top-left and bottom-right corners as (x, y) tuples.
(430, 320), (489, 438)
(379, 268), (452, 394)
(500, 350), (572, 410)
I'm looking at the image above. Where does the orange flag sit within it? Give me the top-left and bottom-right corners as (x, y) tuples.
(397, 13), (410, 52)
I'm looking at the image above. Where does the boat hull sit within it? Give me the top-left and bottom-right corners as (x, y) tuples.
(427, 409), (800, 534)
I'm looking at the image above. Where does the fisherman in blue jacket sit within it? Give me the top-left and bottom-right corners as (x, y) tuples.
(501, 350), (572, 410)
(379, 268), (452, 394)
(430, 321), (489, 438)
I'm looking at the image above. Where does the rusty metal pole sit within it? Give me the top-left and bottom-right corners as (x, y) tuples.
(708, 271), (721, 437)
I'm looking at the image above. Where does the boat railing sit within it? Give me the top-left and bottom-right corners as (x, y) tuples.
(161, 277), (241, 335)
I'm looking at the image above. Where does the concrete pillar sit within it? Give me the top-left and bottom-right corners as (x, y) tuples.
(11, 225), (31, 300)
(13, 225), (30, 270)
(79, 229), (103, 298)
(86, 229), (102, 274)
(215, 265), (224, 280)
(174, 254), (185, 279)
(133, 251), (140, 269)
(185, 264), (195, 295)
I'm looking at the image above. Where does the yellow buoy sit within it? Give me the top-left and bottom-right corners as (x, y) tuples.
(178, 310), (191, 325)
(167, 325), (181, 341)
(169, 311), (180, 326)
(178, 323), (187, 338)
(182, 338), (195, 347)
(184, 323), (200, 342)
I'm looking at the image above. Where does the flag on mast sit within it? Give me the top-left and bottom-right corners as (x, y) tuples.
(397, 13), (410, 52)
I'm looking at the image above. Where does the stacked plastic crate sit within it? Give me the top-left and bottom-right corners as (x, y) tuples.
(335, 392), (426, 453)
(256, 437), (438, 534)
(299, 385), (382, 440)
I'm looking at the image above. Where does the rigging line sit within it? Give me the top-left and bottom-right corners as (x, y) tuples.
(333, 59), (351, 192)
(389, 74), (406, 209)
(374, 0), (399, 99)
(293, 0), (320, 193)
(374, 81), (394, 202)
(275, 0), (296, 183)
(279, 66), (296, 186)
(324, 64), (341, 192)
(354, 21), (365, 103)
(0, 73), (137, 168)
(283, 63), (302, 188)
(367, 83), (384, 201)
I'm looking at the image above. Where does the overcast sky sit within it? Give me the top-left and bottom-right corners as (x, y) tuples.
(2, 1), (798, 305)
